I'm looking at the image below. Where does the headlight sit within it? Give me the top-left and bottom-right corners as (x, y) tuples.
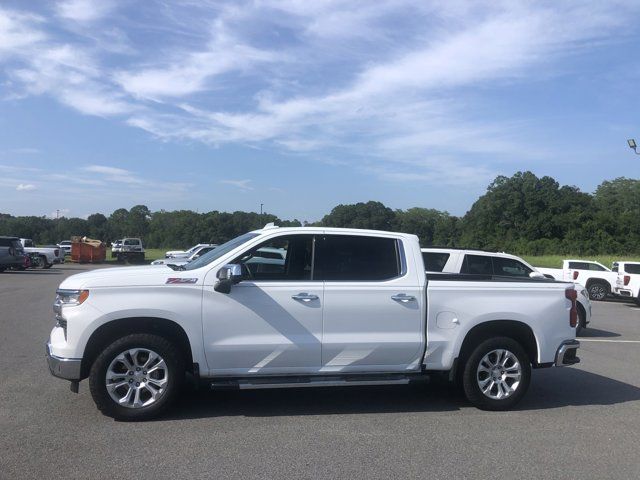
(55, 289), (90, 306)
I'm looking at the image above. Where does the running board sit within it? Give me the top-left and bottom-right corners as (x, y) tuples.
(206, 373), (428, 390)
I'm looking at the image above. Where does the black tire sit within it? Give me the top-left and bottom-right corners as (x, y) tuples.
(587, 281), (609, 301)
(634, 296), (640, 307)
(462, 336), (531, 411)
(576, 304), (586, 336)
(39, 255), (48, 269)
(89, 333), (185, 421)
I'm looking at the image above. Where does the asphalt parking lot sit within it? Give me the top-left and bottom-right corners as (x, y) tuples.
(1, 264), (640, 479)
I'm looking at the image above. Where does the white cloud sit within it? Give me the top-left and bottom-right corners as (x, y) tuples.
(84, 165), (129, 176)
(0, 8), (45, 57)
(16, 183), (36, 191)
(219, 179), (253, 191)
(114, 28), (280, 100)
(56, 0), (116, 23)
(1, 1), (639, 190)
(83, 164), (144, 184)
(10, 147), (40, 154)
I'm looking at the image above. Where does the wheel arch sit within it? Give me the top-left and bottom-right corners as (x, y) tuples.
(585, 278), (611, 292)
(576, 301), (586, 327)
(81, 317), (194, 379)
(455, 320), (539, 378)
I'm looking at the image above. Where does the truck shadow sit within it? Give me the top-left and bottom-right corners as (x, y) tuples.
(578, 327), (620, 338)
(3, 270), (63, 275)
(520, 368), (640, 410)
(160, 368), (640, 421)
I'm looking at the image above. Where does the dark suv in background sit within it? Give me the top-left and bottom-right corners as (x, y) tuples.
(0, 236), (25, 272)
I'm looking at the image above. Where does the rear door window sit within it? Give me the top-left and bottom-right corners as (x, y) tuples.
(316, 235), (400, 281)
(461, 254), (493, 275)
(588, 263), (607, 271)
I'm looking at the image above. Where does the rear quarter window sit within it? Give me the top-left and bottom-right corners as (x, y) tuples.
(624, 264), (640, 274)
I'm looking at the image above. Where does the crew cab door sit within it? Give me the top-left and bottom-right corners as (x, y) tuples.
(202, 234), (322, 375)
(316, 234), (424, 372)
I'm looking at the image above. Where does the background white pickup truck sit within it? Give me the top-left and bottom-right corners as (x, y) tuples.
(538, 260), (617, 301)
(46, 226), (580, 420)
(613, 261), (640, 304)
(19, 238), (60, 268)
(165, 243), (216, 259)
(422, 248), (591, 333)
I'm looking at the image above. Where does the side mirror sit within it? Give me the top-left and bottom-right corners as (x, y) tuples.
(529, 271), (545, 279)
(214, 264), (242, 293)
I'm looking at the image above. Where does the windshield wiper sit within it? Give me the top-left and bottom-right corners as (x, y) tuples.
(167, 264), (186, 271)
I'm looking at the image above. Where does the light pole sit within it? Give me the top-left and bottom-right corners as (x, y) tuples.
(260, 203), (264, 215)
(628, 139), (639, 155)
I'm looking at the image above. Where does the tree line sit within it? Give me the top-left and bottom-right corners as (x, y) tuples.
(1, 172), (639, 255)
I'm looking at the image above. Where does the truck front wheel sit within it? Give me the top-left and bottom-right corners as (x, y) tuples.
(462, 337), (531, 411)
(587, 281), (609, 301)
(89, 333), (185, 421)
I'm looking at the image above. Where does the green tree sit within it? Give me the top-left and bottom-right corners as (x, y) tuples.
(321, 201), (396, 230)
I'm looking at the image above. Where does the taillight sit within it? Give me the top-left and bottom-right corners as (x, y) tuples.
(54, 249), (60, 257)
(624, 275), (631, 286)
(572, 271), (579, 280)
(565, 288), (577, 327)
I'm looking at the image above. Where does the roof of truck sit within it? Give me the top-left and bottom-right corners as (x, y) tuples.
(250, 225), (419, 239)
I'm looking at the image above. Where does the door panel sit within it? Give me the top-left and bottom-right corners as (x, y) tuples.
(202, 282), (323, 375)
(321, 283), (424, 371)
(316, 235), (424, 373)
(202, 233), (322, 375)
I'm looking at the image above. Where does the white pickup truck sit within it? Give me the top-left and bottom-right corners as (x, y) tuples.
(46, 225), (580, 420)
(20, 238), (61, 268)
(613, 261), (640, 305)
(538, 260), (617, 301)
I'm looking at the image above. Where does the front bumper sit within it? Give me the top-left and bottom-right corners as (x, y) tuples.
(555, 340), (580, 367)
(46, 342), (82, 380)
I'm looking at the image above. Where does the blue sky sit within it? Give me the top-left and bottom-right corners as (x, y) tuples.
(1, 0), (639, 222)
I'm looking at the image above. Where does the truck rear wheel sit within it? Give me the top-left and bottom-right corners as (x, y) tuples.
(462, 337), (531, 411)
(89, 333), (185, 421)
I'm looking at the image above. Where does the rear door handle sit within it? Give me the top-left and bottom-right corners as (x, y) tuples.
(292, 293), (319, 302)
(391, 294), (416, 303)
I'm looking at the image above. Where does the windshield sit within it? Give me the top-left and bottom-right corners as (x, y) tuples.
(183, 232), (260, 270)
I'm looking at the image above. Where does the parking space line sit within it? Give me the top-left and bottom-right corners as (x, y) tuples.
(579, 339), (640, 343)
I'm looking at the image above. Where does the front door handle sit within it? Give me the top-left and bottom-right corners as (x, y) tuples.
(391, 293), (416, 303)
(292, 293), (319, 302)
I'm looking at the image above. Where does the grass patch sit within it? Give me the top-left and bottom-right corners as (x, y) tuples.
(522, 254), (640, 269)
